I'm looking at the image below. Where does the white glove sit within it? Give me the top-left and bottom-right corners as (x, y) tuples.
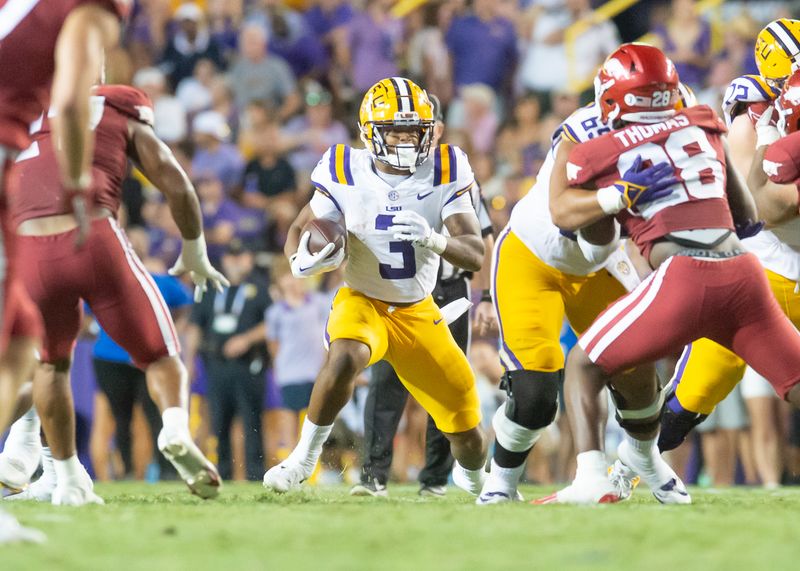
(169, 233), (231, 302)
(290, 231), (345, 278)
(756, 106), (780, 149)
(387, 211), (447, 254)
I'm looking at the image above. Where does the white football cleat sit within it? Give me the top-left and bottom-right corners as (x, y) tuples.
(451, 462), (486, 496)
(0, 510), (46, 544)
(158, 430), (221, 500)
(5, 474), (57, 503)
(51, 474), (105, 507)
(608, 460), (640, 501)
(617, 440), (691, 505)
(476, 488), (524, 505)
(0, 437), (42, 492)
(533, 477), (623, 505)
(263, 460), (310, 493)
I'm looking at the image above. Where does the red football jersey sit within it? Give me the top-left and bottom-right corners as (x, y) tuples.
(763, 131), (800, 186)
(567, 105), (734, 258)
(11, 85), (153, 226)
(0, 0), (131, 152)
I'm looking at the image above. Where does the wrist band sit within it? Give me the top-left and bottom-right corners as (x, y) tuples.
(428, 231), (447, 255)
(480, 289), (492, 303)
(596, 185), (626, 215)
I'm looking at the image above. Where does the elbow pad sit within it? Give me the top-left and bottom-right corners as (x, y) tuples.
(576, 222), (620, 265)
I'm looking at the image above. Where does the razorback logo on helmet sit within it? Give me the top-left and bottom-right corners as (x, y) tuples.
(594, 43), (679, 127)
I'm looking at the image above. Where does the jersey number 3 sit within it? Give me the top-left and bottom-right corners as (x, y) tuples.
(375, 215), (416, 280)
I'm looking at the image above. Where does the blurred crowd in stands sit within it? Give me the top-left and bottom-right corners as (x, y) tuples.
(55, 0), (800, 488)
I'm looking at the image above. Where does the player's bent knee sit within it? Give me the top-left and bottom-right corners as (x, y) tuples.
(444, 426), (485, 453)
(324, 340), (370, 383)
(612, 387), (668, 437)
(500, 369), (561, 430)
(492, 406), (545, 453)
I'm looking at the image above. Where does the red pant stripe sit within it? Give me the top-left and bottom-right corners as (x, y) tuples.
(584, 256), (674, 363)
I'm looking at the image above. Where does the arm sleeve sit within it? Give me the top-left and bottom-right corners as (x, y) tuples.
(95, 85), (154, 126)
(442, 185), (477, 220)
(566, 144), (597, 186)
(309, 148), (344, 218)
(763, 135), (800, 184)
(442, 147), (478, 219)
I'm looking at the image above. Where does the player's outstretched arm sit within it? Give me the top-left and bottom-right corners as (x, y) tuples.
(129, 121), (229, 300)
(128, 120), (202, 240)
(51, 5), (119, 192)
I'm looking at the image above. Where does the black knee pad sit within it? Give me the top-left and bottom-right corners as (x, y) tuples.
(616, 414), (661, 437)
(501, 369), (561, 430)
(658, 397), (707, 451)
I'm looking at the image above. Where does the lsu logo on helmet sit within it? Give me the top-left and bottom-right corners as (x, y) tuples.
(358, 77), (435, 172)
(755, 19), (800, 86)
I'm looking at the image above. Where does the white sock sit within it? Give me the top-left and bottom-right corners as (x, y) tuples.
(575, 450), (608, 481)
(625, 433), (657, 457)
(455, 461), (485, 486)
(485, 459), (525, 492)
(161, 407), (190, 436)
(623, 433), (672, 484)
(41, 448), (55, 479)
(8, 408), (40, 442)
(289, 418), (332, 472)
(53, 455), (82, 483)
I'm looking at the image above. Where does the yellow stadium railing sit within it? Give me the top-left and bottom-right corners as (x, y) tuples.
(565, 0), (726, 93)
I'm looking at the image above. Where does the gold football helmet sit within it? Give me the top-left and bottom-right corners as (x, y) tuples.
(755, 19), (800, 89)
(358, 77), (435, 172)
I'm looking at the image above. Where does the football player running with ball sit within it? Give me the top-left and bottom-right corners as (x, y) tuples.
(264, 78), (488, 495)
(544, 44), (800, 504)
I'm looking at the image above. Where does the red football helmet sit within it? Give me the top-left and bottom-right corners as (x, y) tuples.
(594, 43), (680, 126)
(776, 69), (800, 136)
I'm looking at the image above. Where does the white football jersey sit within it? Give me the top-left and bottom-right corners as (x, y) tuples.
(718, 74), (800, 281)
(508, 103), (613, 276)
(309, 144), (477, 303)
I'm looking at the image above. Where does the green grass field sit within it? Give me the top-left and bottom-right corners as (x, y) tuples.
(2, 483), (798, 570)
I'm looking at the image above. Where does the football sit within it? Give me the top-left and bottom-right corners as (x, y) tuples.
(304, 214), (346, 255)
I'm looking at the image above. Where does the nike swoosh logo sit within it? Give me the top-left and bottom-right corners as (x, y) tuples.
(298, 265), (313, 272)
(433, 318), (443, 325)
(417, 191), (434, 200)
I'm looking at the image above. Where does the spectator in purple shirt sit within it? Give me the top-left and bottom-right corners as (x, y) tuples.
(445, 0), (517, 97)
(347, 0), (403, 93)
(196, 173), (266, 262)
(651, 0), (713, 91)
(191, 111), (245, 194)
(248, 0), (328, 81)
(279, 84), (350, 178)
